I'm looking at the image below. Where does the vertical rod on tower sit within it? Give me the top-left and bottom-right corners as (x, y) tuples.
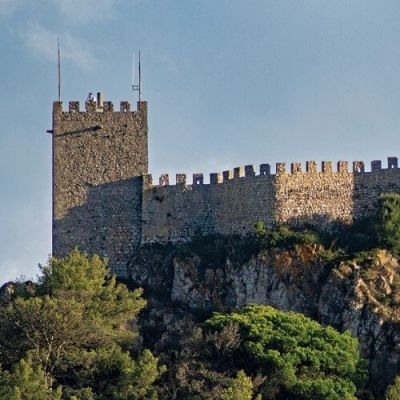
(132, 50), (142, 102)
(138, 50), (141, 102)
(57, 38), (61, 102)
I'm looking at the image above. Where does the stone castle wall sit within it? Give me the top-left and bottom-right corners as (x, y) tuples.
(142, 158), (400, 243)
(52, 99), (148, 276)
(141, 166), (276, 243)
(51, 97), (400, 274)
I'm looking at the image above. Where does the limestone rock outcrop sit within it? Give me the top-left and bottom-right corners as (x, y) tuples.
(130, 244), (400, 399)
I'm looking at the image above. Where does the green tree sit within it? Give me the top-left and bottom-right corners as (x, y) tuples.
(88, 346), (165, 400)
(377, 193), (400, 254)
(206, 305), (364, 400)
(222, 370), (254, 400)
(386, 376), (400, 400)
(0, 249), (164, 399)
(0, 354), (62, 400)
(175, 304), (365, 400)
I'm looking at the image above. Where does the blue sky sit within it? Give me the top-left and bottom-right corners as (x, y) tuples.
(1, 0), (400, 283)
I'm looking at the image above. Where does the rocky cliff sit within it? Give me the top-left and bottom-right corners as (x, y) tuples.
(128, 238), (400, 399)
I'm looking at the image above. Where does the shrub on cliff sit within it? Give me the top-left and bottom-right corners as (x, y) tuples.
(385, 375), (400, 399)
(377, 193), (400, 254)
(255, 222), (322, 250)
(174, 304), (365, 400)
(221, 370), (259, 400)
(0, 249), (165, 399)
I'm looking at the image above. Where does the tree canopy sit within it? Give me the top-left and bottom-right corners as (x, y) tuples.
(174, 304), (365, 400)
(0, 249), (165, 399)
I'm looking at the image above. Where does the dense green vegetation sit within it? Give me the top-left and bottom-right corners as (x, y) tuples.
(377, 193), (400, 255)
(386, 376), (400, 400)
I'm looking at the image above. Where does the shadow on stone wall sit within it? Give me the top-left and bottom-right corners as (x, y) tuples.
(353, 168), (400, 221)
(53, 177), (143, 276)
(141, 174), (278, 243)
(283, 213), (349, 233)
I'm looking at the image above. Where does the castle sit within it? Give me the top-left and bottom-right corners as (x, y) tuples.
(52, 95), (400, 276)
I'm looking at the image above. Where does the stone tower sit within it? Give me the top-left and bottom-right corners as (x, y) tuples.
(52, 95), (148, 276)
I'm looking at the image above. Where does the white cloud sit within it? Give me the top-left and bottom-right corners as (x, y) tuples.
(21, 23), (96, 70)
(52, 0), (117, 23)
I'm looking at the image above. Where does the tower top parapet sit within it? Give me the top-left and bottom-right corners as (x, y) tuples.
(53, 93), (147, 115)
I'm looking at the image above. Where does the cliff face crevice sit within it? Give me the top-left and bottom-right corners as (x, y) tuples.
(130, 243), (400, 398)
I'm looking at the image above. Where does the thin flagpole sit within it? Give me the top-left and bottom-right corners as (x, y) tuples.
(132, 52), (135, 89)
(57, 38), (61, 102)
(138, 50), (141, 102)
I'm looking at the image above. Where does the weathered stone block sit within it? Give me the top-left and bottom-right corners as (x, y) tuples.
(337, 161), (348, 173)
(210, 172), (223, 184)
(193, 173), (203, 185)
(69, 101), (80, 112)
(103, 101), (114, 112)
(371, 160), (382, 171)
(353, 161), (365, 173)
(223, 170), (234, 181)
(276, 163), (286, 175)
(159, 174), (169, 186)
(176, 174), (186, 185)
(260, 164), (271, 175)
(144, 174), (153, 187)
(120, 101), (131, 112)
(234, 166), (245, 178)
(245, 165), (256, 176)
(306, 161), (317, 173)
(291, 162), (302, 174)
(388, 157), (398, 169)
(85, 100), (96, 112)
(322, 161), (332, 173)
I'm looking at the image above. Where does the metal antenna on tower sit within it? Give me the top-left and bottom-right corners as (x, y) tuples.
(57, 38), (61, 102)
(132, 50), (142, 101)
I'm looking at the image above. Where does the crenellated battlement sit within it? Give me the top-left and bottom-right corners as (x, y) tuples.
(144, 157), (399, 188)
(53, 96), (147, 115)
(61, 100), (144, 113)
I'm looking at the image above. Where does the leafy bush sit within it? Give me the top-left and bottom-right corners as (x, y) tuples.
(255, 222), (322, 250)
(222, 370), (257, 400)
(386, 376), (400, 400)
(377, 193), (400, 254)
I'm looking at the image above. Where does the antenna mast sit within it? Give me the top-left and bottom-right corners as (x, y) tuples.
(57, 38), (61, 102)
(132, 50), (142, 101)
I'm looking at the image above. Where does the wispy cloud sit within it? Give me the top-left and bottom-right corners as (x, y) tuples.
(52, 0), (117, 23)
(21, 23), (96, 70)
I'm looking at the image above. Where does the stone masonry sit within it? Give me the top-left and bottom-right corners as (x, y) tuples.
(52, 96), (400, 275)
(142, 159), (400, 244)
